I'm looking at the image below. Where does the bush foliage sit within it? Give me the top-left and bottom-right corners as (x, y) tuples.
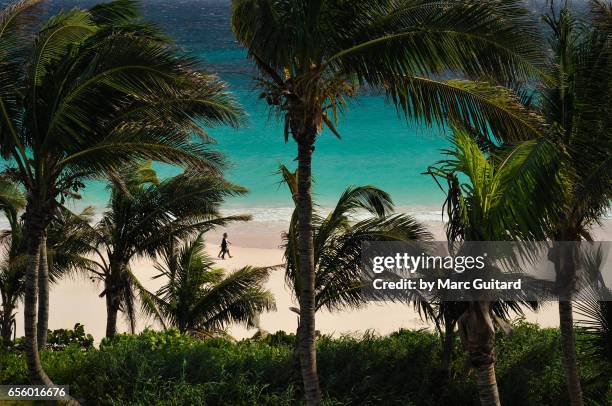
(0, 322), (609, 405)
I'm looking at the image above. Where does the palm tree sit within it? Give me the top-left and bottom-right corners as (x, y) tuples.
(426, 129), (560, 406)
(0, 188), (94, 346)
(147, 234), (276, 334)
(280, 165), (430, 358)
(0, 176), (26, 344)
(232, 1), (545, 402)
(83, 163), (250, 338)
(431, 285), (540, 384)
(536, 3), (612, 404)
(0, 0), (243, 384)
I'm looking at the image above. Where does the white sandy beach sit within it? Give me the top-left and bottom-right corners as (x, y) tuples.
(11, 217), (612, 342)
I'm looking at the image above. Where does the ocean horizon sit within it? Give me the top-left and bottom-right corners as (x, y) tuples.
(1, 0), (608, 228)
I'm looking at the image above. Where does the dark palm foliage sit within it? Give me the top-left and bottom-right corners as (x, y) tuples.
(280, 164), (431, 314)
(0, 176), (26, 344)
(82, 163), (250, 338)
(0, 0), (243, 384)
(232, 1), (546, 402)
(575, 246), (612, 366)
(576, 287), (612, 365)
(233, 0), (547, 143)
(535, 3), (612, 404)
(45, 206), (98, 284)
(148, 234), (276, 334)
(425, 130), (560, 406)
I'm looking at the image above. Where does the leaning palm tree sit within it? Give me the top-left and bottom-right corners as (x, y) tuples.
(0, 192), (95, 346)
(90, 165), (249, 337)
(232, 1), (545, 401)
(0, 0), (243, 385)
(148, 234), (276, 334)
(536, 3), (612, 404)
(426, 129), (560, 406)
(280, 165), (431, 352)
(84, 163), (250, 338)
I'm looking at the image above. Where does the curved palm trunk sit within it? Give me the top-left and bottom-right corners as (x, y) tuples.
(460, 302), (500, 406)
(295, 131), (322, 405)
(23, 203), (53, 385)
(37, 232), (49, 350)
(474, 363), (501, 406)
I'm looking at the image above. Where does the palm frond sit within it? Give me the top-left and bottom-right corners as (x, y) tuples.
(575, 285), (612, 363)
(89, 0), (140, 25)
(152, 235), (276, 332)
(388, 77), (546, 143)
(30, 9), (97, 87)
(0, 0), (42, 158)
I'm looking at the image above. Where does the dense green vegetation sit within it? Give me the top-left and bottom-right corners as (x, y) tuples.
(1, 323), (609, 405)
(0, 0), (609, 404)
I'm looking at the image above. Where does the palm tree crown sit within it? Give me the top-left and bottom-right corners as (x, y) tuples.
(83, 163), (250, 337)
(232, 0), (547, 142)
(0, 0), (244, 384)
(149, 234), (276, 334)
(281, 164), (431, 312)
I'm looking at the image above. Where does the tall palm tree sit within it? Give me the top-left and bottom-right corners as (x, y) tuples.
(426, 129), (560, 406)
(0, 189), (94, 346)
(84, 163), (250, 338)
(536, 3), (612, 404)
(280, 164), (430, 327)
(0, 0), (243, 384)
(148, 234), (276, 334)
(232, 1), (545, 402)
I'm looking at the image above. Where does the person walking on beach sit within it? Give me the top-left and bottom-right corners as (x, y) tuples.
(218, 232), (232, 259)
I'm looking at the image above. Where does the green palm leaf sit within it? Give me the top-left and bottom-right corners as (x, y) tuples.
(280, 165), (430, 312)
(151, 234), (276, 332)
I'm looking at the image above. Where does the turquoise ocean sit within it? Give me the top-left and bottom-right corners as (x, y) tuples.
(27, 0), (457, 221)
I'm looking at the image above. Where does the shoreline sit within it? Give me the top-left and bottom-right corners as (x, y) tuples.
(10, 216), (612, 342)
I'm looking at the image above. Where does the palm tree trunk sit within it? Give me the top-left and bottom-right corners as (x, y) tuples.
(23, 204), (53, 385)
(559, 300), (584, 406)
(460, 302), (499, 406)
(37, 232), (49, 350)
(295, 131), (322, 405)
(474, 363), (501, 406)
(105, 288), (120, 338)
(552, 242), (584, 406)
(441, 318), (456, 377)
(1, 303), (14, 344)
(104, 262), (124, 338)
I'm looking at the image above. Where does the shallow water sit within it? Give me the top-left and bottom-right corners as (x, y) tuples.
(23, 0), (453, 218)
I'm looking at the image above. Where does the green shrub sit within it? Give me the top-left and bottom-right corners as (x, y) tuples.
(11, 323), (94, 351)
(0, 323), (608, 405)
